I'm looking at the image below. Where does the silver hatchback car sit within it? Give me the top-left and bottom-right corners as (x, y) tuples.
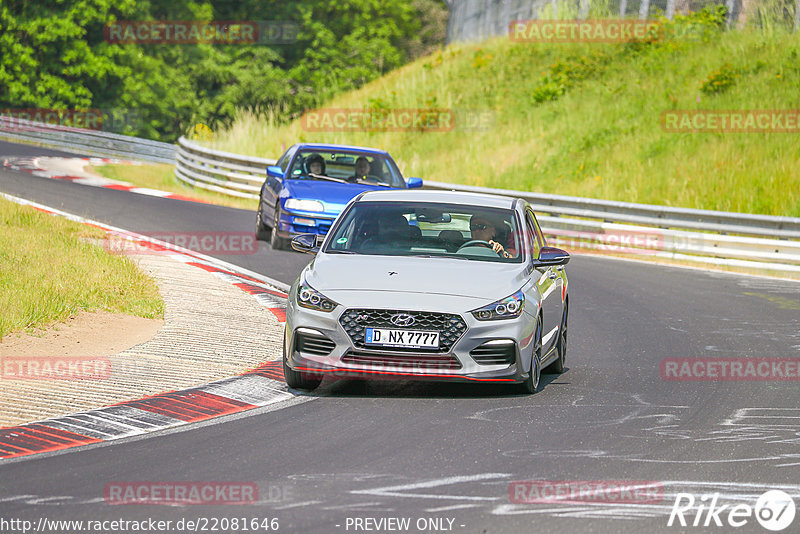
(284, 190), (569, 393)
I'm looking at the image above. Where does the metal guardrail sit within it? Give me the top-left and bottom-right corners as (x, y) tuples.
(175, 138), (800, 273)
(3, 122), (795, 273)
(445, 0), (798, 44)
(423, 181), (800, 240)
(0, 115), (175, 163)
(174, 137), (272, 199)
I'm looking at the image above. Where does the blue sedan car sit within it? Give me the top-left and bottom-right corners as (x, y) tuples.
(256, 143), (423, 249)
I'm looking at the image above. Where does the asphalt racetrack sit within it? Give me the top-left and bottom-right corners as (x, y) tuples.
(1, 140), (799, 533)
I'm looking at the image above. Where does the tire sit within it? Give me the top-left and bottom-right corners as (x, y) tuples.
(270, 204), (289, 250)
(520, 317), (542, 394)
(255, 202), (271, 241)
(544, 303), (567, 374)
(283, 339), (322, 391)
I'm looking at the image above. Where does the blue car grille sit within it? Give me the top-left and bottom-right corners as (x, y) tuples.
(338, 309), (466, 353)
(291, 221), (331, 235)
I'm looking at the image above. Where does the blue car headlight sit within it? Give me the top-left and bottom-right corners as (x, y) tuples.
(285, 199), (324, 212)
(296, 282), (338, 312)
(470, 290), (525, 321)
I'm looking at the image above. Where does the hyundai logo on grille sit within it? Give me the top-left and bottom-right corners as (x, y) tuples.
(390, 313), (416, 327)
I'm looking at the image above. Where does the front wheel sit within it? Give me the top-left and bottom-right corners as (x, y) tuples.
(255, 202), (270, 241)
(544, 303), (567, 374)
(283, 340), (322, 391)
(519, 317), (542, 394)
(270, 204), (290, 250)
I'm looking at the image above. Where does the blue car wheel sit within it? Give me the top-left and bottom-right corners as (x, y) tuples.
(270, 204), (290, 250)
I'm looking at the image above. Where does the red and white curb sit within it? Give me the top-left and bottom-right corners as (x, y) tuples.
(2, 156), (209, 203)
(0, 192), (292, 460)
(0, 364), (288, 460)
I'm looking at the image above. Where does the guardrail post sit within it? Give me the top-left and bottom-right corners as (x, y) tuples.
(578, 0), (589, 19)
(638, 0), (650, 20)
(795, 0), (800, 31)
(726, 0), (738, 27)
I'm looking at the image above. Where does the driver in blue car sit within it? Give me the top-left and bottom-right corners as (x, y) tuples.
(348, 156), (371, 182)
(469, 214), (515, 258)
(306, 153), (327, 177)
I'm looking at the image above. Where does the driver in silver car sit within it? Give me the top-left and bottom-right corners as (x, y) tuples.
(470, 214), (515, 258)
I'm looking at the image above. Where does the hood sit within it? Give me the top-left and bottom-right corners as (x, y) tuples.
(305, 254), (530, 306)
(284, 179), (393, 215)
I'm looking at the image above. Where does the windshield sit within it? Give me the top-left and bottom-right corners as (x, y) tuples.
(324, 201), (523, 263)
(288, 149), (406, 188)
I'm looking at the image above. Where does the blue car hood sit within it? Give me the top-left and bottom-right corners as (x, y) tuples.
(283, 179), (393, 214)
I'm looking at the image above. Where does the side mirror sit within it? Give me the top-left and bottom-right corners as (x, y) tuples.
(267, 165), (284, 179)
(406, 177), (423, 189)
(291, 233), (320, 254)
(533, 246), (570, 267)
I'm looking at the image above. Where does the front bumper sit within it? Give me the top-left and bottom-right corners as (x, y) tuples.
(284, 296), (538, 384)
(288, 351), (521, 383)
(276, 208), (336, 238)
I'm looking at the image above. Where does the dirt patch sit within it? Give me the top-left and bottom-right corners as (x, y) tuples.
(0, 311), (163, 358)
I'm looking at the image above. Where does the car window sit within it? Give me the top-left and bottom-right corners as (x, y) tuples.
(287, 150), (405, 188)
(525, 212), (541, 259)
(278, 146), (297, 172)
(530, 209), (546, 248)
(325, 201), (522, 263)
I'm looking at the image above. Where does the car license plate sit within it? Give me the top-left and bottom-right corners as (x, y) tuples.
(365, 328), (439, 349)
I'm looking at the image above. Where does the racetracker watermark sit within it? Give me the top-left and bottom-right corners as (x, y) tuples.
(104, 482), (261, 505)
(105, 232), (258, 255)
(0, 108), (143, 133)
(509, 19), (660, 42)
(661, 358), (800, 381)
(300, 108), (494, 133)
(509, 480), (663, 504)
(1, 517), (280, 532)
(547, 228), (663, 256)
(104, 21), (298, 45)
(295, 353), (484, 380)
(668, 490), (796, 530)
(1, 357), (111, 380)
(661, 110), (800, 133)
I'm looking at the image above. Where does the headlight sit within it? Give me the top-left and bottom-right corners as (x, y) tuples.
(285, 199), (324, 212)
(296, 283), (338, 312)
(470, 290), (525, 321)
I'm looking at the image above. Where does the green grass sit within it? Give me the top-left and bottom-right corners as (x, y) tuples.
(0, 198), (164, 338)
(208, 19), (800, 216)
(91, 163), (258, 211)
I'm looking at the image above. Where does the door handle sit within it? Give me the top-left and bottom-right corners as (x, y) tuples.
(547, 271), (558, 280)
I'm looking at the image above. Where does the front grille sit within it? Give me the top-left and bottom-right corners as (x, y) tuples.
(470, 340), (516, 365)
(342, 350), (462, 370)
(295, 330), (336, 356)
(339, 309), (467, 353)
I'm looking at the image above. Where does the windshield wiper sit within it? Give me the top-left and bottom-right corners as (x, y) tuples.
(308, 173), (348, 184)
(408, 254), (468, 260)
(355, 179), (392, 187)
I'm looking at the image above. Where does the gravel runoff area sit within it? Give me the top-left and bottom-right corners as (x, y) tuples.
(0, 251), (285, 428)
